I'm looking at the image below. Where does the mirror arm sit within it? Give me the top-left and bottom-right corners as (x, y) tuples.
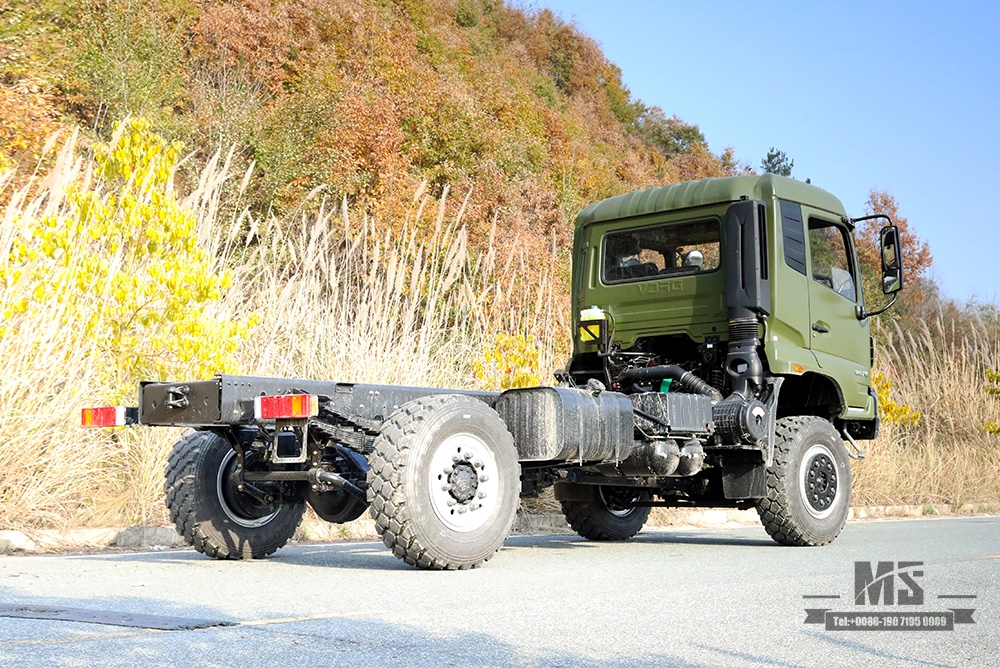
(856, 293), (898, 320)
(849, 214), (893, 226)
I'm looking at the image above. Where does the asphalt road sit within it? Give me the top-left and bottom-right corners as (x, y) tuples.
(0, 517), (997, 668)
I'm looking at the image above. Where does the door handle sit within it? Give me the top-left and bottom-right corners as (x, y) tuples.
(812, 323), (830, 333)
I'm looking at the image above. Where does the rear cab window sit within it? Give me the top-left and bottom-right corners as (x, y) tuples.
(602, 219), (721, 284)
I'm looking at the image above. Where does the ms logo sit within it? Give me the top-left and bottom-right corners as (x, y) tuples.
(854, 561), (924, 606)
(804, 559), (975, 631)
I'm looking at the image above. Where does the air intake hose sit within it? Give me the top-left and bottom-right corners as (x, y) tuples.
(616, 365), (723, 404)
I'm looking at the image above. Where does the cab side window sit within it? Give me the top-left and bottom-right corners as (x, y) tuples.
(808, 218), (856, 302)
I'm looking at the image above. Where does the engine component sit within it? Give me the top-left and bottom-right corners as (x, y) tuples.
(629, 392), (714, 436)
(725, 199), (769, 399)
(713, 394), (769, 444)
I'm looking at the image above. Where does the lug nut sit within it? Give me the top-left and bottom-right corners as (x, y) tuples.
(474, 460), (484, 469)
(479, 474), (489, 482)
(447, 499), (457, 506)
(443, 467), (453, 474)
(452, 454), (462, 462)
(477, 491), (487, 499)
(442, 485), (451, 491)
(457, 506), (467, 514)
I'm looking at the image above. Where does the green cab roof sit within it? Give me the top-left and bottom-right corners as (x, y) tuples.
(575, 174), (848, 228)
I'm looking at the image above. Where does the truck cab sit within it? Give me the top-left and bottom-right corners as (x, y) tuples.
(568, 174), (900, 439)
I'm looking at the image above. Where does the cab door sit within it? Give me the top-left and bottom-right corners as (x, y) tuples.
(803, 212), (871, 409)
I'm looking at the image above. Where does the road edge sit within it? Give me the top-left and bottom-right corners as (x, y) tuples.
(1, 503), (996, 554)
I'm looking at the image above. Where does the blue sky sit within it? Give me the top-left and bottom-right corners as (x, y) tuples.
(538, 0), (1000, 304)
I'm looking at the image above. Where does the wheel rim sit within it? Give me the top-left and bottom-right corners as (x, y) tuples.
(428, 432), (501, 533)
(216, 450), (280, 528)
(799, 443), (841, 520)
(598, 487), (639, 517)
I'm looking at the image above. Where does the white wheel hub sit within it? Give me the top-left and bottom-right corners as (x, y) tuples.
(427, 432), (501, 532)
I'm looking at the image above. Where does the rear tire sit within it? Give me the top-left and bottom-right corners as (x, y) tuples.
(165, 430), (305, 559)
(367, 395), (520, 570)
(756, 416), (851, 546)
(559, 485), (652, 541)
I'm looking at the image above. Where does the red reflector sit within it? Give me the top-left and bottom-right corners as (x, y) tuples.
(81, 406), (125, 427)
(254, 394), (319, 420)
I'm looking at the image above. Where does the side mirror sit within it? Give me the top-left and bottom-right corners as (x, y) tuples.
(879, 225), (904, 294)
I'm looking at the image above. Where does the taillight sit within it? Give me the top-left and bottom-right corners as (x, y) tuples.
(253, 394), (319, 420)
(81, 406), (137, 427)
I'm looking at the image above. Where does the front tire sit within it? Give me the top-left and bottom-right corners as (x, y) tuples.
(165, 431), (305, 559)
(756, 416), (851, 546)
(558, 484), (652, 541)
(367, 395), (520, 570)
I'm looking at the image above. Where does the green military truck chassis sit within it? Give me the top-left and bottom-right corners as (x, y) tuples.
(83, 174), (904, 570)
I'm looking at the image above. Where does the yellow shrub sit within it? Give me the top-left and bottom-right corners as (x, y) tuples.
(986, 369), (1000, 396)
(1, 118), (248, 399)
(984, 369), (1000, 434)
(474, 332), (542, 390)
(872, 371), (920, 425)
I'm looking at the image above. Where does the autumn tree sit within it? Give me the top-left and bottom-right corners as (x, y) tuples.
(761, 147), (794, 177)
(636, 107), (707, 159)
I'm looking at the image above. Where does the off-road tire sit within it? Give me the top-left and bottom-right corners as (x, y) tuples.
(560, 485), (652, 541)
(165, 430), (305, 559)
(367, 395), (520, 570)
(756, 416), (851, 546)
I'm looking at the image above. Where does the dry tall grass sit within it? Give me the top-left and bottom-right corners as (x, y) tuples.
(854, 317), (1000, 507)
(0, 134), (567, 530)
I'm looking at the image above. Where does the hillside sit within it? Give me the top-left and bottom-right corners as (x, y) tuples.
(0, 0), (750, 529)
(1, 0), (738, 250)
